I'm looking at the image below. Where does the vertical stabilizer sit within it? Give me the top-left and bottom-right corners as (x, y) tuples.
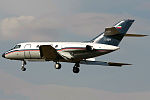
(92, 19), (135, 46)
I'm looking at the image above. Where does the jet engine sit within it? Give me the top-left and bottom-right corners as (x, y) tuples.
(86, 45), (94, 51)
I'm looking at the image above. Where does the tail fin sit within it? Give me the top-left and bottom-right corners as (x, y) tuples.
(92, 19), (135, 46)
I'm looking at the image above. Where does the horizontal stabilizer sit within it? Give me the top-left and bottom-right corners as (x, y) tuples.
(80, 60), (131, 67)
(125, 34), (148, 37)
(104, 27), (119, 36)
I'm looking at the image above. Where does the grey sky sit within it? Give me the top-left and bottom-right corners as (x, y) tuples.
(0, 0), (150, 100)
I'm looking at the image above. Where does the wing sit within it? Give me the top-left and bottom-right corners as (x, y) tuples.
(80, 60), (131, 67)
(39, 45), (60, 61)
(39, 45), (73, 61)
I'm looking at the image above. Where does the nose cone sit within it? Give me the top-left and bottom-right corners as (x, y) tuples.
(2, 53), (5, 58)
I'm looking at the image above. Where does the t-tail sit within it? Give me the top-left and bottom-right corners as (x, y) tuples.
(92, 19), (135, 46)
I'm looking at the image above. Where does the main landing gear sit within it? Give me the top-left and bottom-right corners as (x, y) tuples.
(73, 63), (80, 73)
(21, 60), (26, 71)
(54, 62), (80, 73)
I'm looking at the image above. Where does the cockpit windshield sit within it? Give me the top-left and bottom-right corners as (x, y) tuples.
(13, 45), (21, 49)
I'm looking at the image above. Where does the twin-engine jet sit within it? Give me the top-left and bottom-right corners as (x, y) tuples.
(2, 19), (147, 73)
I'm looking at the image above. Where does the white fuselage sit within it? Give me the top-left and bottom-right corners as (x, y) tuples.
(4, 42), (119, 62)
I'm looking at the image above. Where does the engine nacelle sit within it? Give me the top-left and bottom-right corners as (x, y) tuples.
(86, 45), (94, 51)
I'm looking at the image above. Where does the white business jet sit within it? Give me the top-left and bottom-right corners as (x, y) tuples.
(2, 19), (146, 73)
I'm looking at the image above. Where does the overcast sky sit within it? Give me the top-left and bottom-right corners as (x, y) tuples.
(0, 0), (150, 100)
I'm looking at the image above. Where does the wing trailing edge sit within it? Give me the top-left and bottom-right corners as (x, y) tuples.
(80, 60), (131, 67)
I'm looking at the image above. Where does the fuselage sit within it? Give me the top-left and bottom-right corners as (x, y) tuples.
(3, 42), (119, 62)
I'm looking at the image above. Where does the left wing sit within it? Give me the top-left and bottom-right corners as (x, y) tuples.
(39, 45), (73, 61)
(80, 60), (131, 67)
(39, 45), (60, 61)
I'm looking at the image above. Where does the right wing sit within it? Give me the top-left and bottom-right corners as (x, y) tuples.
(80, 60), (131, 67)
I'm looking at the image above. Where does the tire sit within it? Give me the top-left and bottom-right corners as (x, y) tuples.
(73, 67), (80, 73)
(21, 67), (26, 71)
(55, 63), (61, 69)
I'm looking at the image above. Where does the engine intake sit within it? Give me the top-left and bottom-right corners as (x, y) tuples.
(86, 45), (94, 51)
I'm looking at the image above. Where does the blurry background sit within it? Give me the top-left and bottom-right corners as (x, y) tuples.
(0, 0), (150, 100)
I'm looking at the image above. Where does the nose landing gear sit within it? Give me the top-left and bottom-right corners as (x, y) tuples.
(21, 60), (26, 71)
(55, 62), (61, 69)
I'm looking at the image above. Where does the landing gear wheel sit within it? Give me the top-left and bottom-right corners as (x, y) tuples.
(55, 63), (61, 69)
(73, 67), (80, 73)
(21, 67), (26, 71)
(73, 62), (80, 73)
(21, 60), (27, 71)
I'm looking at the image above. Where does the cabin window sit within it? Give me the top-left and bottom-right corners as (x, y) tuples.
(55, 45), (58, 48)
(13, 45), (21, 49)
(36, 45), (40, 48)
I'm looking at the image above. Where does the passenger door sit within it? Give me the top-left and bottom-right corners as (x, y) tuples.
(24, 44), (31, 58)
